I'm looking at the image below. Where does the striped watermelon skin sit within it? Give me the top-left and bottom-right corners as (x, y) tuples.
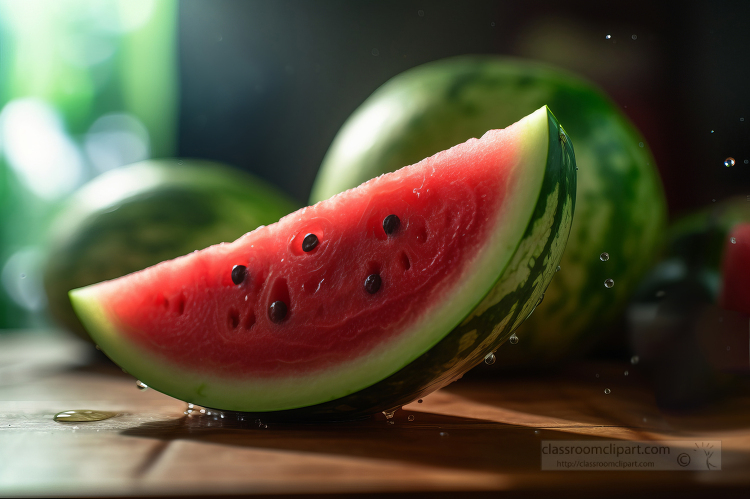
(217, 109), (576, 421)
(311, 56), (666, 366)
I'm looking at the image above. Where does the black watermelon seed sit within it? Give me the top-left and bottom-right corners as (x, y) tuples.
(383, 214), (400, 235)
(231, 265), (247, 285)
(269, 300), (288, 323)
(364, 273), (382, 294)
(302, 233), (319, 252)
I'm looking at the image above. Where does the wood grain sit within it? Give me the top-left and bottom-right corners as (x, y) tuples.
(1, 330), (749, 497)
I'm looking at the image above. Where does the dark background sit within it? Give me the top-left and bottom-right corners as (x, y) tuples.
(177, 0), (750, 217)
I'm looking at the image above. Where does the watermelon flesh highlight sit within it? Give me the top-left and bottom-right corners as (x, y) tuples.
(71, 106), (559, 412)
(719, 223), (750, 316)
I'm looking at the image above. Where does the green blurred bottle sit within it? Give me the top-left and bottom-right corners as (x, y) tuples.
(0, 0), (178, 329)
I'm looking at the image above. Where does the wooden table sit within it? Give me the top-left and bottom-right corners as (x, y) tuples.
(1, 330), (749, 498)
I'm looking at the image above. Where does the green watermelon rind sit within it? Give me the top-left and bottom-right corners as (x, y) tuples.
(70, 107), (575, 419)
(311, 55), (666, 366)
(44, 159), (299, 337)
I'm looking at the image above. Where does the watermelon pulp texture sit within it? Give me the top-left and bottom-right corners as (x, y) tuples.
(71, 107), (575, 418)
(44, 160), (298, 339)
(310, 56), (666, 367)
(719, 224), (750, 316)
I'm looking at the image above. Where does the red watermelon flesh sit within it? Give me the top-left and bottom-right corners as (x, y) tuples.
(70, 106), (575, 415)
(719, 223), (750, 316)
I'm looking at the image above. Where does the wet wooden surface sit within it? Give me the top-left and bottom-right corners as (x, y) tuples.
(1, 331), (750, 498)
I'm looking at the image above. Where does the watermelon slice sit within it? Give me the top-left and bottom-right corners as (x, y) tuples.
(719, 223), (750, 316)
(70, 106), (576, 419)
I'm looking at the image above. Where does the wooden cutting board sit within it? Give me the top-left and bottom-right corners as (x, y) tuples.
(1, 330), (749, 498)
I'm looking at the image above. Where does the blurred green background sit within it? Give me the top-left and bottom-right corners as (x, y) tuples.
(1, 0), (748, 330)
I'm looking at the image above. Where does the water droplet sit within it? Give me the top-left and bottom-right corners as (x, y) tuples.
(19, 273), (25, 279)
(407, 415), (415, 422)
(604, 388), (611, 394)
(534, 430), (540, 435)
(711, 130), (714, 133)
(631, 355), (640, 365)
(417, 399), (423, 404)
(745, 160), (749, 164)
(624, 370), (629, 376)
(731, 237), (737, 244)
(725, 157), (736, 167)
(136, 380), (148, 390)
(484, 352), (496, 365)
(631, 34), (637, 40)
(439, 431), (449, 437)
(605, 34), (611, 39)
(382, 408), (398, 419)
(600, 252), (610, 262)
(556, 265), (561, 272)
(604, 278), (614, 288)
(638, 142), (644, 148)
(509, 333), (519, 345)
(54, 410), (117, 422)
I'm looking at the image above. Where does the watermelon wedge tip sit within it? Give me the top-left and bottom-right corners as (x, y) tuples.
(70, 106), (576, 420)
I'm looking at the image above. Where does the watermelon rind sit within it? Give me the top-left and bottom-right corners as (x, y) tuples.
(311, 55), (666, 367)
(70, 107), (575, 419)
(44, 159), (298, 338)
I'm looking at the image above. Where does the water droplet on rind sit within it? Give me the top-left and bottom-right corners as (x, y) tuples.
(509, 333), (519, 345)
(604, 279), (614, 288)
(725, 157), (736, 167)
(604, 388), (611, 394)
(407, 415), (415, 422)
(136, 380), (148, 390)
(600, 252), (610, 262)
(730, 237), (737, 244)
(484, 352), (496, 365)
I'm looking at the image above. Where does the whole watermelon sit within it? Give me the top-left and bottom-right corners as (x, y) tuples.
(44, 159), (298, 339)
(310, 56), (667, 367)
